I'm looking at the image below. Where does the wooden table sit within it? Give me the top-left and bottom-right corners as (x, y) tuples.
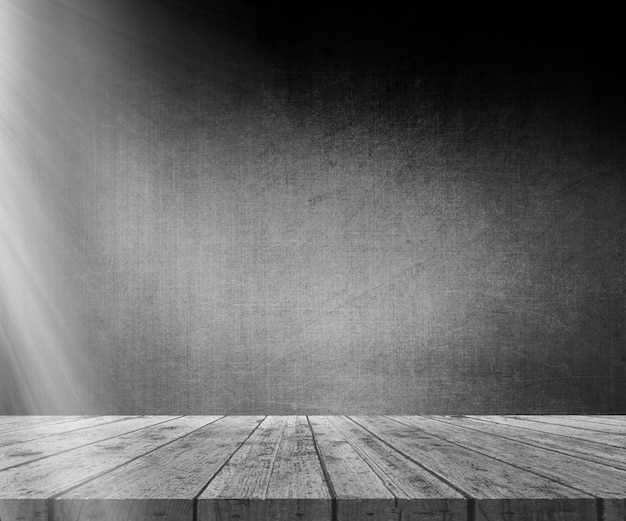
(0, 415), (624, 520)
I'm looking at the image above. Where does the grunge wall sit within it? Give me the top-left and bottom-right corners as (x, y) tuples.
(2, 0), (624, 414)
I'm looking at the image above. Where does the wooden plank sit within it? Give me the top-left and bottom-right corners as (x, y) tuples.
(432, 415), (626, 471)
(54, 499), (191, 521)
(199, 416), (330, 521)
(515, 415), (626, 435)
(0, 416), (64, 426)
(0, 416), (189, 470)
(351, 416), (597, 521)
(55, 416), (261, 521)
(604, 498), (625, 521)
(0, 416), (622, 521)
(554, 415), (626, 427)
(393, 416), (626, 497)
(0, 416), (26, 426)
(0, 415), (77, 425)
(0, 415), (131, 448)
(0, 416), (218, 521)
(308, 415), (395, 521)
(474, 416), (626, 448)
(0, 416), (84, 434)
(322, 416), (466, 521)
(475, 499), (599, 521)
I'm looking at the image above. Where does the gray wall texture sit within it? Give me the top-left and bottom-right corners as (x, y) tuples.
(2, 0), (625, 414)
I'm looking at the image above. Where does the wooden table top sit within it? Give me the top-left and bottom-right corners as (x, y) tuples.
(0, 415), (624, 520)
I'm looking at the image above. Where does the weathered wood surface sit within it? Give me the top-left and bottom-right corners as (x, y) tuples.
(353, 416), (597, 521)
(309, 416), (466, 521)
(570, 416), (626, 427)
(513, 415), (626, 435)
(472, 415), (626, 448)
(0, 415), (623, 521)
(57, 416), (255, 521)
(0, 417), (121, 445)
(0, 417), (83, 435)
(0, 416), (218, 521)
(432, 415), (626, 471)
(392, 416), (626, 497)
(199, 416), (330, 521)
(0, 416), (181, 470)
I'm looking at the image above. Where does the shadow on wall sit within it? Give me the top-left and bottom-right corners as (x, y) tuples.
(1, 0), (625, 414)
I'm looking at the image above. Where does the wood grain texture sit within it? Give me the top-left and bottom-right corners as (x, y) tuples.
(56, 416), (257, 521)
(393, 416), (626, 497)
(311, 416), (466, 521)
(0, 416), (169, 470)
(473, 415), (626, 448)
(0, 416), (215, 521)
(199, 416), (330, 521)
(569, 415), (626, 426)
(308, 415), (394, 521)
(0, 416), (83, 434)
(475, 499), (598, 521)
(514, 415), (626, 434)
(53, 499), (192, 521)
(433, 415), (626, 470)
(0, 416), (129, 448)
(604, 498), (626, 521)
(350, 416), (598, 521)
(0, 416), (623, 521)
(350, 416), (587, 498)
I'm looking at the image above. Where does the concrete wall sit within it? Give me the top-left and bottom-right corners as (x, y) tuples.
(2, 0), (625, 414)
